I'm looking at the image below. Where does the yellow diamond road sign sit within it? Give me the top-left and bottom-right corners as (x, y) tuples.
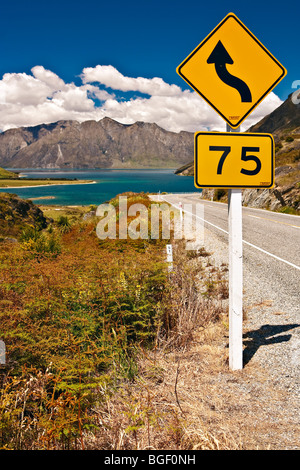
(194, 132), (274, 188)
(177, 13), (287, 128)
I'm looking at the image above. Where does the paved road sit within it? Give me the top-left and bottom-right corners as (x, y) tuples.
(160, 193), (300, 316)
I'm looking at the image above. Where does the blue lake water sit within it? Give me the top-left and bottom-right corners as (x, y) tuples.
(0, 169), (200, 206)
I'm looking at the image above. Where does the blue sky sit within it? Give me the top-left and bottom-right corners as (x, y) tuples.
(0, 0), (297, 132)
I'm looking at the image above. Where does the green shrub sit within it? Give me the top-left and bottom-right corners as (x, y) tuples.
(0, 193), (224, 450)
(56, 215), (71, 233)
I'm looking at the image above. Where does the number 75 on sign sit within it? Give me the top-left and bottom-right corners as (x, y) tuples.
(194, 132), (274, 189)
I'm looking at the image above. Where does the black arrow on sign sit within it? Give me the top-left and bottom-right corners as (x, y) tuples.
(207, 40), (252, 102)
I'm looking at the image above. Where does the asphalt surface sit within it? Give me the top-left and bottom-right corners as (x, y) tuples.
(160, 193), (300, 316)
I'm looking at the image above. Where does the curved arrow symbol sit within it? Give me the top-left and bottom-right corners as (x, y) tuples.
(207, 40), (252, 102)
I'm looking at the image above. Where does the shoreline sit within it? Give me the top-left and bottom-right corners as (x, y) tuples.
(28, 196), (56, 201)
(0, 180), (97, 189)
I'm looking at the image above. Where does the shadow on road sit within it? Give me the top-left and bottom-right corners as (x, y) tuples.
(243, 323), (300, 366)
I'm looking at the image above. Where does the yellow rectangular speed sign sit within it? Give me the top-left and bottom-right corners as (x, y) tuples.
(194, 132), (274, 188)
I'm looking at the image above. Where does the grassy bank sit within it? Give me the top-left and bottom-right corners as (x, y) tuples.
(0, 168), (18, 179)
(0, 192), (226, 449)
(0, 193), (297, 450)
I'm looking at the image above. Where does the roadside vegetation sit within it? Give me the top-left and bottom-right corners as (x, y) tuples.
(0, 192), (297, 450)
(0, 192), (228, 450)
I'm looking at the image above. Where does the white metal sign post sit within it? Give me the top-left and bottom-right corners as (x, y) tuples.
(177, 12), (286, 371)
(227, 124), (243, 370)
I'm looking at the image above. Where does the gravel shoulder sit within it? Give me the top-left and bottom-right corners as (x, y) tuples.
(150, 194), (300, 449)
(201, 223), (300, 394)
(196, 223), (300, 449)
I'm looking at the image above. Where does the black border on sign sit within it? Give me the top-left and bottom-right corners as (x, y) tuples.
(194, 132), (275, 188)
(177, 13), (287, 129)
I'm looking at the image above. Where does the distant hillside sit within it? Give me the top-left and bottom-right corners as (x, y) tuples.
(176, 94), (300, 212)
(249, 93), (300, 172)
(249, 93), (300, 138)
(175, 161), (194, 176)
(0, 118), (194, 169)
(0, 192), (47, 238)
(0, 167), (18, 179)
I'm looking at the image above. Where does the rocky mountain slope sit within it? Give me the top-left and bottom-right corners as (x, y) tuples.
(176, 93), (300, 212)
(249, 92), (300, 138)
(0, 118), (194, 169)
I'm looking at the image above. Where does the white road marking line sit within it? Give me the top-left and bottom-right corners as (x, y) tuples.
(247, 213), (300, 229)
(242, 240), (300, 271)
(162, 196), (300, 271)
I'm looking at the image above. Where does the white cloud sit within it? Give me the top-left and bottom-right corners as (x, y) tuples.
(0, 65), (283, 133)
(0, 72), (52, 106)
(98, 91), (225, 133)
(241, 92), (283, 130)
(52, 85), (96, 112)
(31, 66), (66, 91)
(81, 65), (182, 96)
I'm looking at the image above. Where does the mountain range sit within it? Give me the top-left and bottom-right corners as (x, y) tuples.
(0, 93), (299, 211)
(0, 118), (194, 169)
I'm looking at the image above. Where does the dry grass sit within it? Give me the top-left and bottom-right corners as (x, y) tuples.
(83, 322), (299, 450)
(83, 331), (235, 451)
(1, 228), (298, 450)
(39, 204), (91, 222)
(81, 242), (299, 451)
